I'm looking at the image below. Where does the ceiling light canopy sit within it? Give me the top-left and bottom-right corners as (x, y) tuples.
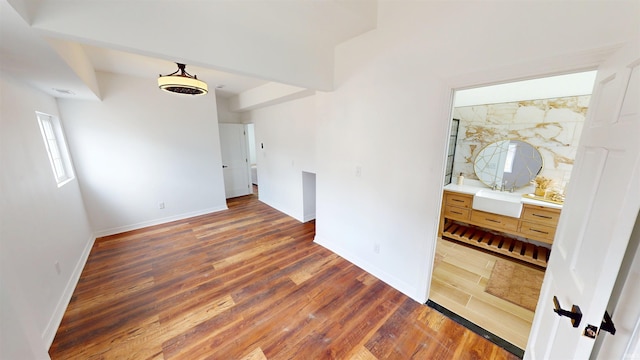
(158, 63), (208, 96)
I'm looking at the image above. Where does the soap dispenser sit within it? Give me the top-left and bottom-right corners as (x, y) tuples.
(456, 173), (464, 185)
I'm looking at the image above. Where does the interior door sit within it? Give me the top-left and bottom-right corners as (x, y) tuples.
(219, 123), (251, 199)
(525, 42), (639, 359)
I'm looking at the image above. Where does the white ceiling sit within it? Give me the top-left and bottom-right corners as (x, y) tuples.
(82, 45), (269, 98)
(454, 71), (599, 107)
(0, 0), (378, 101)
(0, 0), (100, 99)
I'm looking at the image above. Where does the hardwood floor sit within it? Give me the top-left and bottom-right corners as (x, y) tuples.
(50, 193), (519, 359)
(430, 238), (545, 350)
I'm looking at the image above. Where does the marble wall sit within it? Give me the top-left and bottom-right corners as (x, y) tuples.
(451, 95), (590, 190)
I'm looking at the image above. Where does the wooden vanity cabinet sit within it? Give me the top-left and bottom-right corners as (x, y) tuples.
(442, 192), (471, 222)
(439, 190), (561, 267)
(519, 205), (560, 244)
(470, 210), (519, 233)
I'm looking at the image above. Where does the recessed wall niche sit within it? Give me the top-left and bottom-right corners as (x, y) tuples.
(452, 95), (590, 189)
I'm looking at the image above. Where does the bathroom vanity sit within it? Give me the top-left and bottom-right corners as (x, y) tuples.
(439, 185), (561, 268)
(440, 139), (562, 268)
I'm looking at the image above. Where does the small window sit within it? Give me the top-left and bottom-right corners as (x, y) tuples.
(36, 112), (74, 186)
(503, 142), (518, 173)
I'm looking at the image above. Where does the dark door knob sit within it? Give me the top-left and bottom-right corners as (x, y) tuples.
(553, 296), (582, 328)
(600, 311), (616, 335)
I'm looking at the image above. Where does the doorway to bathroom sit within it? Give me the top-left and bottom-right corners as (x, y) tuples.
(429, 70), (597, 352)
(246, 123), (259, 192)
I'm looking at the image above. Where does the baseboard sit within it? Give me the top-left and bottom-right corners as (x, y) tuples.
(259, 196), (303, 223)
(43, 235), (96, 348)
(93, 205), (228, 237)
(313, 234), (420, 302)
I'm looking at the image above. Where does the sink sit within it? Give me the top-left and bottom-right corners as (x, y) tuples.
(472, 189), (523, 218)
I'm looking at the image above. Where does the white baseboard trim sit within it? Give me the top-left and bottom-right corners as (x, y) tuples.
(93, 205), (228, 237)
(259, 196), (303, 223)
(313, 234), (422, 303)
(43, 235), (96, 348)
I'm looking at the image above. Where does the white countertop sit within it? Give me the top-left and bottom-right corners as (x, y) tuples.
(442, 183), (482, 195)
(521, 195), (563, 209)
(443, 181), (563, 209)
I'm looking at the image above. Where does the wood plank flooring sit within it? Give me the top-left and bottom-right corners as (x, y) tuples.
(50, 192), (519, 359)
(430, 238), (545, 349)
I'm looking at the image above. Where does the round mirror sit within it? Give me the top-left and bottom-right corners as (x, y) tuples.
(474, 140), (543, 189)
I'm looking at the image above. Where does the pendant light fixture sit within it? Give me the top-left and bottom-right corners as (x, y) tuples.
(158, 63), (208, 96)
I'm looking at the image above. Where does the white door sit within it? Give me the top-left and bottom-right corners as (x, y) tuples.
(526, 42), (640, 359)
(219, 123), (251, 199)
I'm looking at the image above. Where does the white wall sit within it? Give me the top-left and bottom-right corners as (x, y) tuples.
(313, 1), (639, 302)
(58, 72), (227, 236)
(0, 74), (94, 358)
(313, 30), (451, 299)
(246, 95), (317, 222)
(216, 95), (242, 124)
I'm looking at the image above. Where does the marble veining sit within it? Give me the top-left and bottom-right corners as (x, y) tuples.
(452, 95), (589, 189)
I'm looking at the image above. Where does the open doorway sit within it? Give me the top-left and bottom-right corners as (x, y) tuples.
(246, 123), (258, 193)
(429, 71), (597, 352)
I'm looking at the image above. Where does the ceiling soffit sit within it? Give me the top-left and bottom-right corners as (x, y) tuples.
(26, 1), (379, 92)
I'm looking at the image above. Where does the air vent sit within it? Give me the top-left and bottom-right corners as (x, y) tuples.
(52, 88), (75, 95)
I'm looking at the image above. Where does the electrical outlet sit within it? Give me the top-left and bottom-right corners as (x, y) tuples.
(374, 243), (380, 254)
(54, 261), (61, 275)
(159, 202), (165, 209)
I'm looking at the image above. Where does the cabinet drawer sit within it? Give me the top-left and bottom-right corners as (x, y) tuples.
(470, 210), (519, 232)
(445, 192), (472, 208)
(444, 205), (470, 221)
(520, 221), (556, 244)
(522, 205), (561, 226)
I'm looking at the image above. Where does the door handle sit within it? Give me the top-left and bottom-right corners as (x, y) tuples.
(600, 311), (616, 335)
(553, 296), (582, 327)
(583, 311), (616, 339)
(222, 165), (228, 168)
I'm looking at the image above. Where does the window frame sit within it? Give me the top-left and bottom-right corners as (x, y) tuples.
(36, 112), (75, 187)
